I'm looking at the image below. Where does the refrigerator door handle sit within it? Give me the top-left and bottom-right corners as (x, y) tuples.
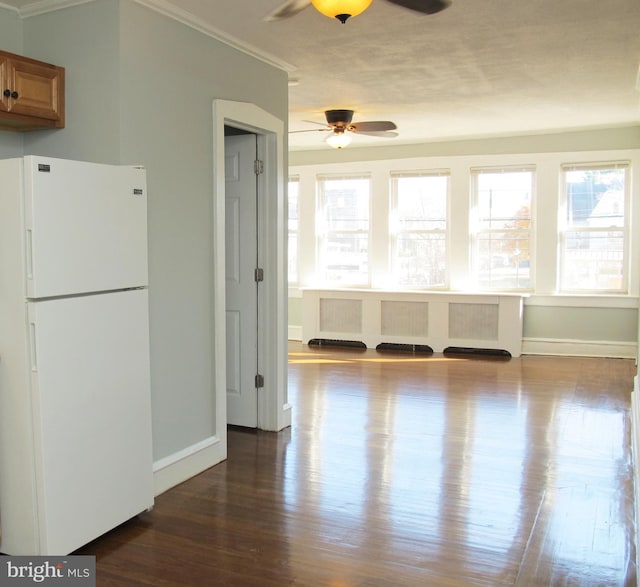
(29, 321), (38, 371)
(26, 229), (34, 281)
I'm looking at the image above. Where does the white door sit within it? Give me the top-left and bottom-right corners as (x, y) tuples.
(28, 289), (153, 554)
(225, 134), (259, 427)
(24, 156), (148, 298)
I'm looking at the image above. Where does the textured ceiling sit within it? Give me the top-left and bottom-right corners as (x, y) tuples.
(6, 0), (640, 151)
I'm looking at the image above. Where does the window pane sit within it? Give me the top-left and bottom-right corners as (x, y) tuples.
(396, 233), (446, 287)
(560, 164), (628, 292)
(478, 232), (531, 289)
(323, 232), (368, 284)
(319, 176), (370, 286)
(288, 179), (299, 231)
(322, 177), (369, 231)
(392, 173), (449, 288)
(397, 176), (447, 230)
(565, 168), (625, 228)
(288, 179), (299, 284)
(477, 171), (532, 230)
(561, 230), (625, 291)
(473, 169), (533, 290)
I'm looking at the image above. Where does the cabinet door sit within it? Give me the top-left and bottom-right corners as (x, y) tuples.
(0, 50), (65, 130)
(8, 57), (64, 123)
(0, 53), (9, 113)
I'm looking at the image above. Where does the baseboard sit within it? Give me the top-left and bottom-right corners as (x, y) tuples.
(152, 435), (225, 496)
(281, 402), (292, 430)
(290, 333), (636, 359)
(522, 338), (637, 359)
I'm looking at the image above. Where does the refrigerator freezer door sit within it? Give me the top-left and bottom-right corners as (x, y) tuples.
(26, 289), (153, 555)
(24, 157), (148, 299)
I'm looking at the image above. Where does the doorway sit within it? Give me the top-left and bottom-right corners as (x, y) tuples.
(212, 99), (291, 459)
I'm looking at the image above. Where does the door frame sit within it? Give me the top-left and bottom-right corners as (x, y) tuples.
(212, 99), (291, 448)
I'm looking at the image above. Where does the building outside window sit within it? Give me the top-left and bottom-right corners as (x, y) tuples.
(559, 162), (629, 293)
(471, 167), (534, 290)
(317, 174), (370, 286)
(288, 176), (299, 284)
(390, 171), (449, 288)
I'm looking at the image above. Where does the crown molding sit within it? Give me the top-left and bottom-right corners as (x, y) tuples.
(132, 0), (295, 72)
(17, 0), (92, 17)
(14, 0), (296, 73)
(0, 1), (20, 12)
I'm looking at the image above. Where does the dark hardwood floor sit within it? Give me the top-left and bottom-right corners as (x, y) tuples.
(79, 342), (637, 586)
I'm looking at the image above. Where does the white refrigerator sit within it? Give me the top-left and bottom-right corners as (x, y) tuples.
(0, 156), (154, 555)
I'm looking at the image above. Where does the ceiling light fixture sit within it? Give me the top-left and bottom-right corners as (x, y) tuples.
(311, 0), (373, 23)
(326, 130), (352, 149)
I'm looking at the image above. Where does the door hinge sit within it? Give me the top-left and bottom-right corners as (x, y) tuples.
(255, 374), (265, 388)
(254, 267), (264, 282)
(254, 159), (264, 175)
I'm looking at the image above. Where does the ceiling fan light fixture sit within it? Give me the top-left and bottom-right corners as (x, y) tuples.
(310, 0), (373, 23)
(326, 132), (352, 149)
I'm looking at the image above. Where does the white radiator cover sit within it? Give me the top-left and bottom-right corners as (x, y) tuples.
(302, 289), (526, 356)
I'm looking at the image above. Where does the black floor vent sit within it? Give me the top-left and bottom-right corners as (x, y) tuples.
(308, 338), (367, 349)
(376, 342), (433, 354)
(443, 346), (511, 359)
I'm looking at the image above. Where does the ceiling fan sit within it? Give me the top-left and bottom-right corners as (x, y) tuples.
(267, 0), (451, 24)
(291, 109), (398, 148)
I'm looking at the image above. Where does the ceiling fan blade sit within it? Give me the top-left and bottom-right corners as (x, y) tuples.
(353, 130), (399, 138)
(265, 0), (311, 21)
(385, 0), (451, 15)
(302, 119), (332, 127)
(349, 121), (397, 133)
(289, 128), (329, 134)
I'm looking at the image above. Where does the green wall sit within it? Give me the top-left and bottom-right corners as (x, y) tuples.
(0, 7), (25, 158)
(0, 0), (288, 461)
(21, 0), (121, 162)
(524, 306), (638, 342)
(290, 126), (640, 166)
(289, 296), (302, 328)
(0, 6), (21, 49)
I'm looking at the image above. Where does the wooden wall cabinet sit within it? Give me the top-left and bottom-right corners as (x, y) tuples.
(0, 50), (65, 131)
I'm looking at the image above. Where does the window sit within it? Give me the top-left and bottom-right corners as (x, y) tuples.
(317, 175), (370, 286)
(390, 171), (449, 288)
(471, 167), (534, 290)
(559, 162), (629, 293)
(288, 176), (299, 284)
